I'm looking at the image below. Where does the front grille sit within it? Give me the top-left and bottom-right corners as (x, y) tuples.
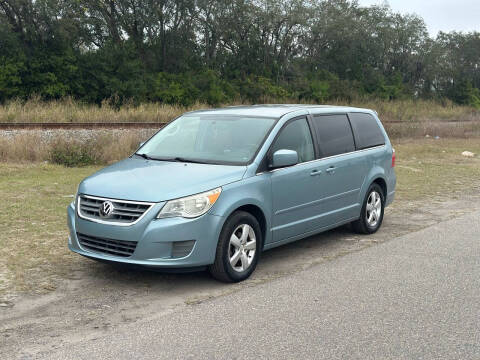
(78, 195), (153, 225)
(77, 232), (137, 257)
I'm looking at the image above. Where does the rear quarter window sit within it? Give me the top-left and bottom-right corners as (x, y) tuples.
(312, 114), (355, 157)
(348, 113), (386, 150)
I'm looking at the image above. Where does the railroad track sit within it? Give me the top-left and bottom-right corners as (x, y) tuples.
(0, 122), (166, 130)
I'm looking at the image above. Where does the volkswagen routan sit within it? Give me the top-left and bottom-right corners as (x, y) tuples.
(67, 105), (396, 282)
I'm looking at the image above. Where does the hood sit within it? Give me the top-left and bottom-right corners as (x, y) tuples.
(79, 157), (247, 202)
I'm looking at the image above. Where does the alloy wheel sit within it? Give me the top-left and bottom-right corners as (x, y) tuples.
(366, 190), (382, 227)
(229, 224), (256, 272)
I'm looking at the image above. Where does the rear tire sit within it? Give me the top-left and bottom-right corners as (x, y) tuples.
(352, 183), (385, 234)
(208, 211), (262, 283)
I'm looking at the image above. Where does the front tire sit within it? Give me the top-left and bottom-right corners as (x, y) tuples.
(208, 211), (262, 283)
(352, 183), (385, 234)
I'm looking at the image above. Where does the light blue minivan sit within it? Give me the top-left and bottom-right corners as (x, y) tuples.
(67, 105), (396, 282)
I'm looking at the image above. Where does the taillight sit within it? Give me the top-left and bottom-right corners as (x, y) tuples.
(391, 148), (396, 168)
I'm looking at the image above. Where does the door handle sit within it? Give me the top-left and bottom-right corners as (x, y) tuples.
(310, 169), (322, 176)
(326, 167), (335, 174)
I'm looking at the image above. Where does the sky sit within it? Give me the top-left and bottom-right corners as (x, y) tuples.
(357, 0), (480, 36)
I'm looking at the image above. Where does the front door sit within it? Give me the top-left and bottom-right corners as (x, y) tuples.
(269, 117), (321, 243)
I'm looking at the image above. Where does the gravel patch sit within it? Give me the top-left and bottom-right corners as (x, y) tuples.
(0, 128), (158, 143)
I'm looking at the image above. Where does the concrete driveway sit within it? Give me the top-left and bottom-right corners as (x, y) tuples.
(31, 209), (480, 359)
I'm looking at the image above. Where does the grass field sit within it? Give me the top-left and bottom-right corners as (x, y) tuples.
(390, 139), (480, 200)
(0, 138), (479, 300)
(0, 165), (100, 297)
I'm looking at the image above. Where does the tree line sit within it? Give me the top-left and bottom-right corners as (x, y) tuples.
(0, 0), (479, 107)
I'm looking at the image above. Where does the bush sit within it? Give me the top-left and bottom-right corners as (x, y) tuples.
(151, 70), (237, 106)
(237, 75), (290, 103)
(151, 72), (198, 106)
(49, 140), (96, 167)
(294, 70), (358, 103)
(194, 70), (236, 105)
(451, 80), (480, 109)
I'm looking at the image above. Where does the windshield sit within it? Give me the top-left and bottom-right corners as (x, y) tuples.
(136, 114), (276, 165)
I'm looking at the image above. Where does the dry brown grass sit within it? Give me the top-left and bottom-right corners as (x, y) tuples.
(0, 130), (154, 164)
(332, 98), (480, 123)
(384, 119), (480, 138)
(0, 97), (209, 123)
(93, 131), (152, 163)
(1, 97), (479, 127)
(0, 133), (49, 162)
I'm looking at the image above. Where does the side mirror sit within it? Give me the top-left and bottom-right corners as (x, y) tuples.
(271, 149), (298, 169)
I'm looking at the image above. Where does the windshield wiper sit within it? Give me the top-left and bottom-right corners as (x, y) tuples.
(135, 153), (154, 160)
(135, 153), (207, 164)
(170, 157), (207, 164)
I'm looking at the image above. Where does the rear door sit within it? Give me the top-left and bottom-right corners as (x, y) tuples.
(310, 114), (367, 225)
(269, 117), (322, 243)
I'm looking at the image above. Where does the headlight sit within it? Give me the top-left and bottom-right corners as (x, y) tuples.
(157, 187), (222, 219)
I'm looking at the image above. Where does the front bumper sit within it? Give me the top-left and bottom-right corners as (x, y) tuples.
(67, 203), (224, 268)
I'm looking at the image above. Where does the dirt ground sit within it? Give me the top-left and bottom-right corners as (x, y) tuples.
(2, 185), (480, 359)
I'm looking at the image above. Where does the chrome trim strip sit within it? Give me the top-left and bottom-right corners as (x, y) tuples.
(77, 194), (155, 227)
(258, 145), (386, 175)
(79, 194), (156, 205)
(275, 188), (359, 216)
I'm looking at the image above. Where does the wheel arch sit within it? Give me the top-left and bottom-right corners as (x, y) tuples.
(232, 204), (267, 247)
(215, 200), (270, 249)
(371, 177), (387, 198)
(361, 165), (387, 198)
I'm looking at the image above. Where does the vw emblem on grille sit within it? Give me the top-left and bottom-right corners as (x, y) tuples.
(99, 201), (114, 218)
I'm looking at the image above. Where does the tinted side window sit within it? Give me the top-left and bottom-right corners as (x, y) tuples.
(349, 113), (385, 150)
(312, 114), (355, 157)
(271, 118), (314, 163)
